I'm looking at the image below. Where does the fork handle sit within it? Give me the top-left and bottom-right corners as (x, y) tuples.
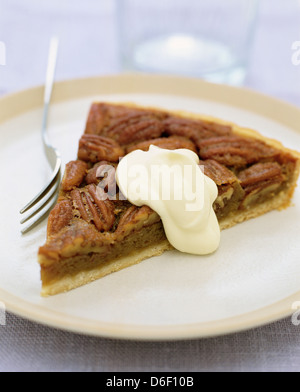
(42, 37), (59, 148)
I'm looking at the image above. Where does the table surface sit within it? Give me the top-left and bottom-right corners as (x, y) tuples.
(1, 0), (300, 372)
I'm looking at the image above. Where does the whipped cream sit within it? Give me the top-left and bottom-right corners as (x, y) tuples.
(116, 146), (220, 255)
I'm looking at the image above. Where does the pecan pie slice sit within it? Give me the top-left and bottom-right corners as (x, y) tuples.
(38, 103), (300, 296)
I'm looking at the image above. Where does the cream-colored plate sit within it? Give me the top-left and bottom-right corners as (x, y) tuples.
(1, 74), (300, 340)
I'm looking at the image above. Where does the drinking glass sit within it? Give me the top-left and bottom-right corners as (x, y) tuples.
(117, 0), (259, 85)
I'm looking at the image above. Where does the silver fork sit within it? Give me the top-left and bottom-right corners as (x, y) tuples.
(20, 37), (61, 234)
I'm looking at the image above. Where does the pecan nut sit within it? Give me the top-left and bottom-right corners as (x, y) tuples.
(115, 205), (159, 236)
(238, 162), (283, 186)
(47, 199), (73, 236)
(106, 113), (165, 145)
(61, 160), (88, 192)
(199, 159), (239, 186)
(199, 136), (279, 168)
(85, 162), (118, 197)
(78, 134), (124, 163)
(238, 163), (285, 208)
(238, 162), (284, 192)
(199, 160), (245, 219)
(163, 116), (232, 143)
(84, 103), (111, 136)
(71, 185), (115, 232)
(126, 136), (197, 154)
(85, 104), (166, 137)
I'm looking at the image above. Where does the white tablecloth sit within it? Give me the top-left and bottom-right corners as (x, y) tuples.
(1, 0), (300, 372)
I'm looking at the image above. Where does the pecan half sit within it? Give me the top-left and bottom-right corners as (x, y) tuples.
(85, 103), (137, 135)
(126, 136), (197, 154)
(78, 134), (124, 163)
(238, 162), (285, 193)
(85, 103), (167, 137)
(163, 116), (232, 143)
(199, 136), (279, 168)
(199, 160), (245, 219)
(115, 205), (159, 236)
(61, 160), (88, 192)
(238, 162), (285, 208)
(86, 161), (113, 183)
(47, 199), (73, 236)
(84, 103), (111, 135)
(105, 113), (165, 145)
(71, 185), (115, 232)
(86, 161), (118, 197)
(199, 159), (238, 186)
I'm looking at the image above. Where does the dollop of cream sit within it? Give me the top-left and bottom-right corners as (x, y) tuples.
(116, 146), (220, 255)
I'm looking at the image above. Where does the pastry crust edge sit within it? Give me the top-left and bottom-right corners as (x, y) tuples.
(41, 240), (172, 297)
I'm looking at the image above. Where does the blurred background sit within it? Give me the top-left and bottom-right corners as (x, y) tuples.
(0, 0), (299, 104)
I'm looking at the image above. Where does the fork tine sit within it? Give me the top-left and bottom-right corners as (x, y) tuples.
(19, 160), (61, 214)
(20, 37), (60, 233)
(21, 192), (59, 235)
(20, 177), (60, 225)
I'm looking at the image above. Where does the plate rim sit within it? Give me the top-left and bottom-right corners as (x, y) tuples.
(1, 73), (300, 340)
(0, 286), (297, 340)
